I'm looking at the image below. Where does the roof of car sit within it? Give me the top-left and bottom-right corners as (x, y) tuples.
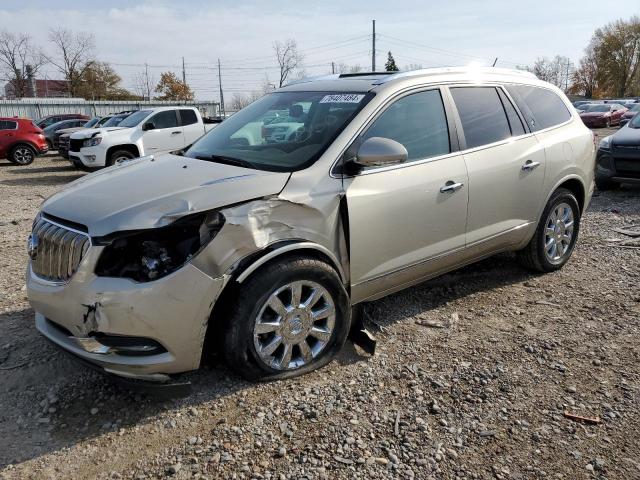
(279, 67), (540, 93)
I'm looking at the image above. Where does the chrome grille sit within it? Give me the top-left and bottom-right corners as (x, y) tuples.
(30, 217), (90, 282)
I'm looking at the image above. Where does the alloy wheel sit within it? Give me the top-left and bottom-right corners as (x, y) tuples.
(544, 202), (575, 264)
(14, 147), (33, 165)
(253, 280), (335, 371)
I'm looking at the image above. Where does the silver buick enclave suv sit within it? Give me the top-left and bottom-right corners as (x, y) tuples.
(27, 67), (595, 384)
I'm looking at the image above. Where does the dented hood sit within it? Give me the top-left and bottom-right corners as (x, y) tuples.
(42, 154), (291, 237)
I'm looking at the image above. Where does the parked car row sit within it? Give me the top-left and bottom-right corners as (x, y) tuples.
(573, 98), (640, 128)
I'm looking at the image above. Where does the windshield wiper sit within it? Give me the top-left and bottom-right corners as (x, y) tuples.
(194, 154), (257, 169)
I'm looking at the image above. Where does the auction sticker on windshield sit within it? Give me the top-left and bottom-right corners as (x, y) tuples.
(320, 94), (365, 104)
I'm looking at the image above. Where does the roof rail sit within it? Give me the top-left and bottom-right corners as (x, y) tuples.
(285, 74), (340, 86)
(372, 66), (537, 85)
(338, 72), (390, 78)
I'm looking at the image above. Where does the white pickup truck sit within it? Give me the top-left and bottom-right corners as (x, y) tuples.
(68, 107), (216, 168)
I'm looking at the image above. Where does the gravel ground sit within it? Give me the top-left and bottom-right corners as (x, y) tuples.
(1, 130), (639, 480)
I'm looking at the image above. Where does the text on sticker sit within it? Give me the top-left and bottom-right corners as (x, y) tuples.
(319, 94), (365, 104)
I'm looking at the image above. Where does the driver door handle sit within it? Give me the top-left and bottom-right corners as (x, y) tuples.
(522, 160), (541, 171)
(171, 131), (181, 135)
(440, 181), (464, 193)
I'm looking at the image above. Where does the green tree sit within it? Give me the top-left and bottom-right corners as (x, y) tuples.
(385, 51), (399, 72)
(154, 71), (194, 101)
(75, 61), (139, 100)
(572, 16), (640, 98)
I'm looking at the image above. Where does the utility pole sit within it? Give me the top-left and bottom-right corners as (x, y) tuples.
(182, 57), (187, 102)
(492, 57), (499, 67)
(144, 62), (150, 100)
(564, 59), (570, 92)
(218, 58), (225, 117)
(372, 20), (376, 72)
(331, 62), (335, 74)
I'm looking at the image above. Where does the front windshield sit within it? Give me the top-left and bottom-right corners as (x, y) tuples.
(184, 91), (372, 171)
(102, 115), (128, 127)
(117, 110), (151, 128)
(586, 105), (610, 113)
(84, 117), (100, 128)
(630, 104), (640, 112)
(629, 113), (640, 128)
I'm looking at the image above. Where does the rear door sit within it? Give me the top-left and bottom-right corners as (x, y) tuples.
(179, 109), (204, 145)
(142, 109), (185, 153)
(448, 85), (546, 246)
(0, 120), (18, 157)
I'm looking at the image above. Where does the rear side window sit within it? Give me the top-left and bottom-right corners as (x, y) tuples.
(0, 120), (17, 130)
(362, 89), (450, 162)
(180, 109), (198, 126)
(149, 110), (178, 129)
(506, 85), (571, 131)
(450, 87), (511, 149)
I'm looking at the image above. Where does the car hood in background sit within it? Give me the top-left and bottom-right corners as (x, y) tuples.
(41, 154), (291, 237)
(611, 125), (640, 148)
(69, 127), (128, 139)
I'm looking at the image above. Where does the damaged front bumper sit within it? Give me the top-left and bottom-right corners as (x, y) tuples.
(27, 251), (226, 382)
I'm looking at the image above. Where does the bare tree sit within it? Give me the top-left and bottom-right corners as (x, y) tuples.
(273, 39), (303, 87)
(132, 69), (156, 100)
(0, 30), (46, 97)
(521, 56), (574, 91)
(47, 28), (95, 97)
(228, 91), (263, 112)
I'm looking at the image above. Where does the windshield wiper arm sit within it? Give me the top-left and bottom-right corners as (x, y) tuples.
(194, 154), (257, 169)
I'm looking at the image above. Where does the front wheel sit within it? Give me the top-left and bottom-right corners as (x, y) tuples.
(107, 149), (136, 167)
(222, 256), (351, 381)
(517, 188), (581, 272)
(9, 144), (35, 165)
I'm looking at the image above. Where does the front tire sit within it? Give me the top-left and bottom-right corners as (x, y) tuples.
(517, 188), (580, 273)
(222, 256), (351, 381)
(9, 144), (35, 165)
(106, 149), (136, 167)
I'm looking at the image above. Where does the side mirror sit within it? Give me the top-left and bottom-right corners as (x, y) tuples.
(353, 137), (408, 169)
(142, 122), (155, 131)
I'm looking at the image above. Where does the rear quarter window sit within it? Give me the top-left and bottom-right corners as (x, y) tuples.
(506, 85), (571, 131)
(0, 120), (17, 130)
(179, 109), (198, 126)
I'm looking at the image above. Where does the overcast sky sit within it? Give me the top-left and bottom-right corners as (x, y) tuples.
(1, 0), (637, 102)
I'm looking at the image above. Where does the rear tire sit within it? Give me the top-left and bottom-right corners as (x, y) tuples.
(517, 188), (580, 273)
(221, 256), (351, 381)
(9, 144), (35, 165)
(107, 149), (136, 167)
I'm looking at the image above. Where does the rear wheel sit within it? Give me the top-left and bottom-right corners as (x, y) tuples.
(517, 188), (580, 272)
(107, 149), (136, 167)
(222, 256), (351, 381)
(9, 144), (35, 165)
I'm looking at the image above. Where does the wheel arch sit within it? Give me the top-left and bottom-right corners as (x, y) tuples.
(106, 144), (140, 161)
(234, 241), (347, 285)
(9, 141), (38, 153)
(542, 175), (586, 216)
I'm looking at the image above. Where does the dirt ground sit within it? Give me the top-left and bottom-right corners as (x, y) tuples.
(0, 128), (639, 480)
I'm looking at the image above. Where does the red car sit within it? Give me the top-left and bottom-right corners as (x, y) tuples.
(579, 104), (627, 128)
(0, 117), (49, 165)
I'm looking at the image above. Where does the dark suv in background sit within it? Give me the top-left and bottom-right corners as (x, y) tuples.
(595, 113), (640, 190)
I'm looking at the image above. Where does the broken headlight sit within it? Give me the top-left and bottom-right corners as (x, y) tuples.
(95, 211), (224, 282)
